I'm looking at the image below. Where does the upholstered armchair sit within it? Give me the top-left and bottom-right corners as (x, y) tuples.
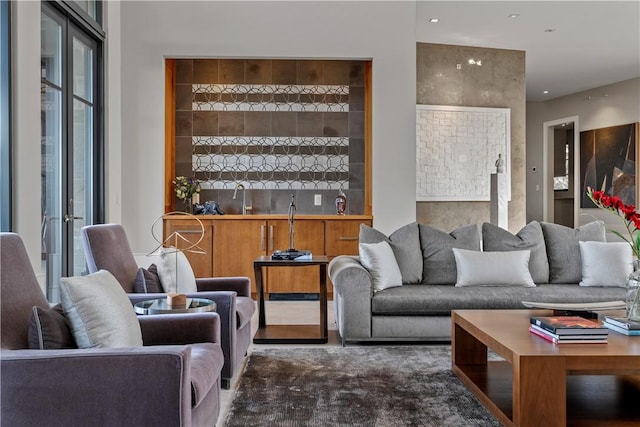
(1, 232), (225, 426)
(81, 223), (255, 389)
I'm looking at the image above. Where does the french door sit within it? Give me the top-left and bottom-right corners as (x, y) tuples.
(41, 3), (103, 302)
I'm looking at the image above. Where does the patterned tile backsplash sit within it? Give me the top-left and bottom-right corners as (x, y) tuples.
(173, 59), (367, 215)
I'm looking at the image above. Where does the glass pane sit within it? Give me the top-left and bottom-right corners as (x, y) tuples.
(73, 37), (93, 102)
(72, 98), (92, 276)
(72, 0), (96, 21)
(41, 13), (62, 86)
(41, 84), (63, 301)
(1, 0), (10, 231)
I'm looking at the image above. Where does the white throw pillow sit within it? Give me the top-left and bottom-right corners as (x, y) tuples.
(60, 270), (143, 348)
(358, 241), (403, 292)
(579, 241), (632, 287)
(155, 247), (198, 294)
(452, 248), (536, 287)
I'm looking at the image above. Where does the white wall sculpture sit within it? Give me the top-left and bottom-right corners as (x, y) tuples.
(416, 105), (511, 201)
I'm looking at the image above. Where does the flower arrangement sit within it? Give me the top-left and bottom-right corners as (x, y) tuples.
(586, 186), (640, 258)
(172, 176), (201, 201)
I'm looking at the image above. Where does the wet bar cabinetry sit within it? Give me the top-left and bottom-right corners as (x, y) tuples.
(163, 215), (371, 298)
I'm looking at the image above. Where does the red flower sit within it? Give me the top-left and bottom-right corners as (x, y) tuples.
(611, 196), (624, 210)
(622, 204), (636, 218)
(586, 186), (640, 258)
(592, 190), (604, 202)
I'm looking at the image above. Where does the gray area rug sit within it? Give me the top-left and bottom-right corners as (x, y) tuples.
(223, 345), (500, 427)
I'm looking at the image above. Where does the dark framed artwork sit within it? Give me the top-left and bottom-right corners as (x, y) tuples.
(580, 122), (639, 208)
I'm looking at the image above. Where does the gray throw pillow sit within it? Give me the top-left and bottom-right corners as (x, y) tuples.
(419, 224), (481, 285)
(155, 247), (198, 294)
(60, 270), (143, 348)
(579, 241), (633, 287)
(541, 221), (606, 284)
(452, 248), (535, 287)
(133, 264), (162, 293)
(482, 221), (549, 284)
(359, 222), (422, 284)
(28, 305), (77, 350)
(358, 241), (403, 292)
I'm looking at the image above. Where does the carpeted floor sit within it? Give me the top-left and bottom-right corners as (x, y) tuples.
(223, 345), (500, 427)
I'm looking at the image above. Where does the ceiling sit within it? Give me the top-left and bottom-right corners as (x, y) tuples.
(415, 1), (640, 101)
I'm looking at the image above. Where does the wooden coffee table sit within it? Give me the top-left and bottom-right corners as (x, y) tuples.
(452, 309), (640, 427)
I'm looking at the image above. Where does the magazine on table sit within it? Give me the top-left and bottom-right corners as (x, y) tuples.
(603, 316), (640, 330)
(529, 326), (608, 344)
(603, 320), (640, 336)
(529, 316), (608, 335)
(529, 324), (608, 341)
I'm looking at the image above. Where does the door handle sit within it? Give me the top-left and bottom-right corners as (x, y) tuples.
(269, 225), (274, 251)
(63, 214), (83, 223)
(260, 225), (265, 251)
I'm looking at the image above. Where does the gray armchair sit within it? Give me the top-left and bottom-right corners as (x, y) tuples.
(1, 232), (225, 426)
(81, 223), (255, 389)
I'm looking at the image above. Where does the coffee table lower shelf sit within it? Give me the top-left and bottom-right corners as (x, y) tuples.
(253, 324), (328, 344)
(454, 361), (640, 426)
(452, 310), (640, 427)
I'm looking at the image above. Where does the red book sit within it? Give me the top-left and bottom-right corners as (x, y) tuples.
(529, 316), (607, 335)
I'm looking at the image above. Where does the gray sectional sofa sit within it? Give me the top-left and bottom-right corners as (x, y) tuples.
(328, 220), (628, 344)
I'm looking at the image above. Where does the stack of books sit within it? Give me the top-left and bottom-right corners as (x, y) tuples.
(603, 316), (640, 336)
(529, 315), (608, 344)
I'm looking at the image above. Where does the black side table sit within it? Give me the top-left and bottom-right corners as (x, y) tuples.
(253, 256), (329, 344)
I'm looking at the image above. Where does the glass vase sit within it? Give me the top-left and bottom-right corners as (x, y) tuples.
(627, 260), (640, 322)
(183, 198), (193, 214)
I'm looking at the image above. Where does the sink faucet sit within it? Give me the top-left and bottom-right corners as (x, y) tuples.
(232, 183), (252, 215)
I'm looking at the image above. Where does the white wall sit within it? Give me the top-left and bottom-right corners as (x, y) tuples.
(104, 0), (122, 225)
(119, 1), (417, 251)
(11, 1), (42, 279)
(526, 78), (640, 232)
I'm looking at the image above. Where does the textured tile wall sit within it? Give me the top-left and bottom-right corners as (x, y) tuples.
(174, 59), (367, 215)
(415, 43), (526, 233)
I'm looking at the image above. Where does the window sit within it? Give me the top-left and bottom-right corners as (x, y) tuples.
(0, 0), (10, 231)
(41, 1), (104, 301)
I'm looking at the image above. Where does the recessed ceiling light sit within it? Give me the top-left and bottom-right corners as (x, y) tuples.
(508, 14), (520, 18)
(543, 90), (549, 94)
(429, 18), (439, 23)
(544, 28), (556, 33)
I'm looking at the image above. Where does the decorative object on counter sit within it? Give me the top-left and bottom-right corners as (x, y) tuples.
(172, 176), (201, 213)
(495, 153), (505, 173)
(336, 189), (347, 215)
(586, 186), (640, 320)
(193, 201), (225, 215)
(271, 194), (311, 260)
